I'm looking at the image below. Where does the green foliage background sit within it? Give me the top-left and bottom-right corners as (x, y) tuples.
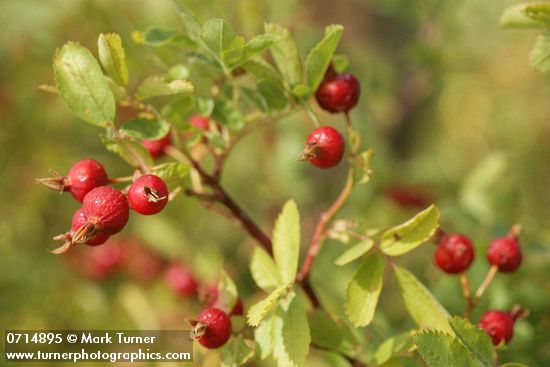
(0, 0), (549, 366)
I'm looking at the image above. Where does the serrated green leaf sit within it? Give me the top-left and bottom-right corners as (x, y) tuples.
(217, 269), (239, 315)
(525, 3), (550, 25)
(255, 316), (276, 359)
(239, 33), (280, 65)
(98, 33), (128, 86)
(265, 23), (302, 86)
(221, 336), (255, 367)
(345, 253), (384, 327)
(120, 118), (170, 140)
(306, 24), (344, 91)
(373, 331), (415, 366)
(101, 133), (153, 169)
(449, 317), (494, 367)
(258, 78), (289, 111)
(132, 27), (194, 48)
(250, 247), (284, 292)
(394, 266), (451, 333)
(380, 205), (439, 256)
(53, 42), (115, 127)
(500, 3), (549, 28)
(201, 19), (245, 70)
(151, 162), (189, 188)
(414, 331), (474, 367)
(309, 310), (359, 356)
(247, 285), (287, 327)
(135, 76), (193, 100)
(273, 200), (300, 285)
(352, 149), (374, 185)
(530, 32), (550, 72)
(273, 294), (310, 367)
(335, 239), (375, 266)
(213, 100), (245, 130)
(332, 54), (349, 73)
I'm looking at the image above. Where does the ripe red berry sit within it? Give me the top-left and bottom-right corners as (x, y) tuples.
(300, 126), (345, 169)
(164, 264), (199, 297)
(189, 114), (210, 130)
(315, 73), (360, 113)
(487, 236), (522, 272)
(128, 174), (169, 215)
(76, 186), (129, 240)
(142, 132), (171, 159)
(71, 208), (110, 246)
(36, 159), (109, 202)
(434, 234), (475, 274)
(478, 310), (515, 346)
(193, 308), (232, 349)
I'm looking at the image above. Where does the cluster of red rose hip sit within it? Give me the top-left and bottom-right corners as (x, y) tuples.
(433, 228), (525, 346)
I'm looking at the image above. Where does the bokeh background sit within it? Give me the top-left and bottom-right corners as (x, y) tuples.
(1, 0), (549, 366)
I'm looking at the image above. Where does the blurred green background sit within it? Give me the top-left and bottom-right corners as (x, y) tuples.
(1, 0), (549, 366)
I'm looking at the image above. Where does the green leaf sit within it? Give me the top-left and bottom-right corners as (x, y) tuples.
(309, 310), (359, 356)
(335, 239), (375, 266)
(305, 24), (344, 91)
(101, 133), (153, 169)
(393, 266), (451, 333)
(352, 149), (374, 186)
(240, 33), (280, 64)
(449, 317), (494, 367)
(200, 19), (245, 70)
(161, 95), (195, 130)
(345, 253), (384, 327)
(174, 1), (202, 42)
(530, 32), (550, 72)
(53, 42), (115, 127)
(247, 285), (287, 327)
(272, 294), (310, 367)
(292, 84), (312, 98)
(216, 269), (239, 315)
(373, 331), (415, 366)
(332, 54), (350, 73)
(213, 100), (245, 130)
(221, 336), (255, 367)
(272, 200), (301, 285)
(97, 33), (128, 86)
(243, 59), (280, 80)
(255, 316), (276, 359)
(132, 27), (194, 48)
(250, 247), (284, 292)
(306, 351), (354, 367)
(196, 96), (215, 117)
(265, 23), (303, 86)
(380, 205), (439, 256)
(120, 118), (170, 140)
(414, 331), (474, 367)
(258, 78), (289, 111)
(500, 3), (549, 28)
(135, 76), (193, 100)
(151, 162), (189, 188)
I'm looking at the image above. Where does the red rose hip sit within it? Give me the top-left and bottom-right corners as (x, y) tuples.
(300, 126), (345, 169)
(37, 159), (109, 202)
(71, 208), (110, 246)
(434, 234), (475, 274)
(142, 132), (171, 159)
(315, 73), (360, 113)
(75, 186), (129, 241)
(164, 264), (198, 297)
(191, 308), (232, 349)
(487, 236), (522, 273)
(189, 114), (210, 130)
(478, 310), (515, 346)
(128, 174), (168, 215)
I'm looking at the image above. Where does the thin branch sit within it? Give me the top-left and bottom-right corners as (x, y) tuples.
(474, 265), (498, 301)
(297, 171), (354, 283)
(460, 272), (474, 320)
